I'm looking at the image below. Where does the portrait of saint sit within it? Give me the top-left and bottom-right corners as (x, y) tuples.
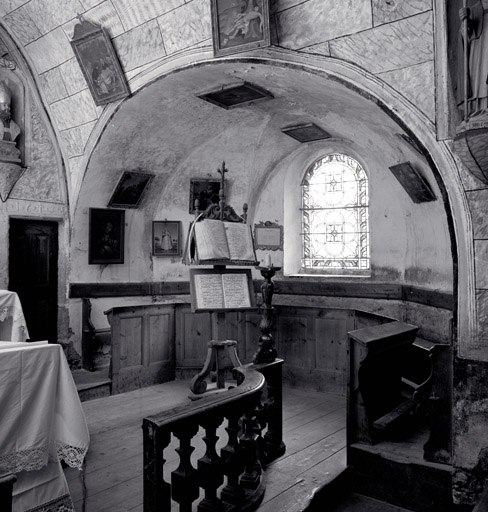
(89, 209), (125, 264)
(152, 221), (181, 257)
(212, 0), (270, 56)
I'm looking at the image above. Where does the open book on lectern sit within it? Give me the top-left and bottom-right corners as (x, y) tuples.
(189, 267), (256, 312)
(187, 219), (257, 265)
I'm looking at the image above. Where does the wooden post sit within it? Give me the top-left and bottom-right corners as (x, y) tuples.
(142, 421), (171, 512)
(250, 359), (286, 462)
(463, 0), (469, 120)
(239, 400), (263, 490)
(217, 161), (227, 221)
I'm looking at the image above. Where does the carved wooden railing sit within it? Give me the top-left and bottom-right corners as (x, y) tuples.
(143, 366), (268, 512)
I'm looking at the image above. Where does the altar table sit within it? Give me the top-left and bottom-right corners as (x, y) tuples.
(0, 341), (89, 511)
(0, 290), (29, 342)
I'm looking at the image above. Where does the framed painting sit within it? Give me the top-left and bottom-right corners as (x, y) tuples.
(198, 81), (273, 109)
(88, 208), (125, 264)
(189, 178), (221, 214)
(254, 221), (283, 250)
(108, 171), (154, 208)
(389, 162), (436, 204)
(281, 123), (331, 143)
(152, 221), (182, 257)
(211, 0), (271, 57)
(70, 19), (130, 106)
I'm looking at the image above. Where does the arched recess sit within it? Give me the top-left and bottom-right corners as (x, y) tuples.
(0, 23), (71, 343)
(74, 47), (470, 354)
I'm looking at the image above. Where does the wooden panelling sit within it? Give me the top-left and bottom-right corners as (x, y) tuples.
(106, 304), (175, 394)
(238, 310), (262, 363)
(315, 310), (355, 392)
(402, 285), (453, 309)
(272, 307), (359, 395)
(70, 281), (190, 298)
(69, 280), (453, 311)
(175, 306), (261, 372)
(354, 310), (395, 331)
(148, 313), (170, 362)
(276, 308), (315, 369)
(274, 281), (403, 300)
(119, 315), (143, 368)
(105, 301), (449, 397)
(175, 305), (212, 368)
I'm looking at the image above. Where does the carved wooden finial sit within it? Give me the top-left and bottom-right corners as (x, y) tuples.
(217, 162), (228, 221)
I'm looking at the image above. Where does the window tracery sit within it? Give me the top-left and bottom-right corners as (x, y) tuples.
(301, 153), (370, 273)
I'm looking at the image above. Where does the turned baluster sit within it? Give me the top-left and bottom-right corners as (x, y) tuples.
(197, 414), (225, 512)
(220, 407), (245, 505)
(142, 421), (171, 512)
(172, 423), (200, 512)
(239, 398), (264, 490)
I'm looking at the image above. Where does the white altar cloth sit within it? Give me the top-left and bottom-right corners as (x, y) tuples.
(0, 290), (30, 342)
(0, 341), (89, 511)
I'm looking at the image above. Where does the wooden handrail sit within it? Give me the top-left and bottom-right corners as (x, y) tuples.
(144, 366), (264, 428)
(143, 366), (267, 512)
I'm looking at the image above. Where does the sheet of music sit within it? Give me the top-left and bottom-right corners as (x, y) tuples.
(222, 273), (251, 308)
(194, 273), (225, 309)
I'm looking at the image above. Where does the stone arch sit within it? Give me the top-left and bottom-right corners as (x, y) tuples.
(79, 47), (470, 351)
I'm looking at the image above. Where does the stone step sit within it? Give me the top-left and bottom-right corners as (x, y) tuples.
(72, 368), (111, 402)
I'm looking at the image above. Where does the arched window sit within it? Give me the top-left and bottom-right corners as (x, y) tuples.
(301, 153), (370, 274)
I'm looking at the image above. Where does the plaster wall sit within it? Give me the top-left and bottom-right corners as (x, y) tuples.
(0, 0), (435, 211)
(257, 138), (452, 291)
(0, 62), (68, 342)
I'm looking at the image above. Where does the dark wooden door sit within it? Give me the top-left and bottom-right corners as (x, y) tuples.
(9, 219), (58, 342)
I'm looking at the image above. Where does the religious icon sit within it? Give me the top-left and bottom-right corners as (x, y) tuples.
(152, 221), (181, 257)
(108, 171), (154, 208)
(70, 18), (129, 106)
(211, 0), (271, 57)
(457, 0), (488, 118)
(89, 208), (125, 264)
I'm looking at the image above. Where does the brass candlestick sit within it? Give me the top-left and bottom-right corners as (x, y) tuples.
(253, 265), (280, 364)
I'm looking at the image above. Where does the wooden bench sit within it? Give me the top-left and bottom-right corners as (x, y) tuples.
(81, 298), (111, 372)
(372, 338), (437, 436)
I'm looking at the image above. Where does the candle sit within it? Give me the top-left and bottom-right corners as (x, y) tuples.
(265, 253), (272, 267)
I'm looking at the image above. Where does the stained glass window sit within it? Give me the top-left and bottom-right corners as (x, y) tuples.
(301, 153), (370, 272)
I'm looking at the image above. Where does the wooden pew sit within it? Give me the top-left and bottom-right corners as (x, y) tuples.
(348, 320), (419, 445)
